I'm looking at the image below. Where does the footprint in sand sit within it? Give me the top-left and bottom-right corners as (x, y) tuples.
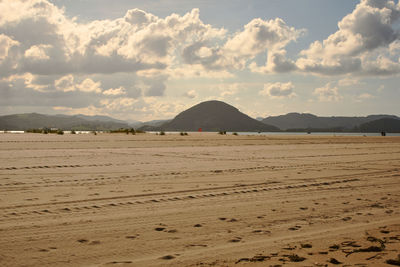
(229, 237), (242, 243)
(300, 243), (312, 248)
(287, 254), (306, 262)
(288, 225), (301, 231)
(106, 261), (133, 265)
(329, 258), (342, 264)
(160, 255), (175, 260)
(126, 235), (139, 239)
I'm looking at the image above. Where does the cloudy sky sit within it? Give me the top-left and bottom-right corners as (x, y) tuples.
(0, 0), (399, 121)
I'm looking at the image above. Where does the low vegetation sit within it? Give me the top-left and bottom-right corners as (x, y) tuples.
(110, 128), (136, 134)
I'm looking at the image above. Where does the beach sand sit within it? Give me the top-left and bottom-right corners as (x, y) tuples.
(0, 133), (399, 266)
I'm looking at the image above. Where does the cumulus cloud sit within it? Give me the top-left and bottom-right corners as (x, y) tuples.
(0, 34), (19, 60)
(77, 78), (102, 93)
(313, 83), (342, 102)
(100, 97), (138, 111)
(355, 92), (375, 102)
(24, 44), (52, 60)
(259, 82), (296, 99)
(2, 0), (398, 120)
(225, 18), (304, 73)
(103, 86), (126, 96)
(297, 0), (400, 76)
(338, 77), (361, 86)
(140, 76), (168, 97)
(0, 1), (226, 77)
(55, 75), (75, 92)
(5, 73), (48, 92)
(182, 89), (197, 99)
(55, 75), (102, 93)
(224, 18), (303, 58)
(358, 92), (374, 99)
(180, 17), (304, 73)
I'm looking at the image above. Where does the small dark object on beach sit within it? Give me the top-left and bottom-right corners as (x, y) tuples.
(386, 255), (400, 266)
(160, 255), (175, 260)
(329, 258), (342, 264)
(287, 254), (306, 262)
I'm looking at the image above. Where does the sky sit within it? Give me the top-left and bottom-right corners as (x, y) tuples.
(0, 0), (399, 121)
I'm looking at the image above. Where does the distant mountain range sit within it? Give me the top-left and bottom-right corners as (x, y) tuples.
(262, 112), (399, 131)
(0, 113), (130, 131)
(1, 101), (399, 132)
(356, 118), (400, 133)
(131, 119), (172, 129)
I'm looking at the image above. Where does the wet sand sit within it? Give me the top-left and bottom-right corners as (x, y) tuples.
(0, 133), (399, 266)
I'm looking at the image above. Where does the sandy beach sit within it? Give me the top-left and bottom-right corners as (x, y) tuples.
(0, 133), (399, 266)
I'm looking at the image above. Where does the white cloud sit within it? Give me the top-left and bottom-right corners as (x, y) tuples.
(103, 86), (126, 96)
(1, 0), (399, 121)
(358, 93), (374, 99)
(224, 18), (303, 58)
(0, 34), (19, 60)
(124, 8), (157, 27)
(76, 78), (102, 93)
(53, 105), (106, 116)
(24, 44), (52, 60)
(4, 73), (47, 92)
(0, 1), (227, 77)
(259, 82), (296, 99)
(223, 18), (304, 72)
(182, 89), (197, 99)
(55, 75), (102, 93)
(297, 0), (400, 76)
(142, 97), (190, 120)
(55, 75), (75, 92)
(138, 76), (168, 97)
(313, 83), (342, 102)
(355, 92), (375, 102)
(338, 77), (361, 86)
(219, 83), (240, 97)
(180, 17), (304, 73)
(250, 49), (297, 73)
(100, 97), (138, 111)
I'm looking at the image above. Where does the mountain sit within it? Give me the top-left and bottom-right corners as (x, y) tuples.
(157, 100), (279, 132)
(0, 113), (130, 131)
(356, 118), (400, 133)
(131, 119), (172, 129)
(262, 113), (399, 130)
(73, 114), (128, 124)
